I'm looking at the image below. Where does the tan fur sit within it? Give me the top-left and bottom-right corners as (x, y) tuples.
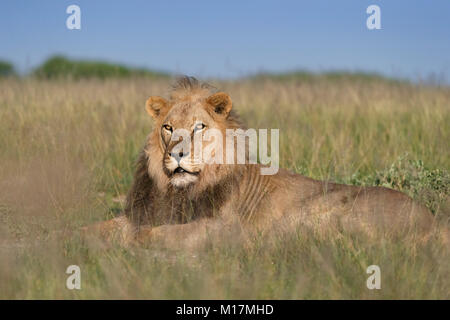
(90, 76), (435, 247)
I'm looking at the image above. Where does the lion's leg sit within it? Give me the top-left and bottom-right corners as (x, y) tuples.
(136, 218), (226, 249)
(80, 215), (136, 245)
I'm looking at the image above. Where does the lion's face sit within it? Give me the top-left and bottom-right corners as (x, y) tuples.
(145, 89), (234, 190)
(160, 101), (217, 188)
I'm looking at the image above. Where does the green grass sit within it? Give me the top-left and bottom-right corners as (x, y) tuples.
(0, 77), (448, 299)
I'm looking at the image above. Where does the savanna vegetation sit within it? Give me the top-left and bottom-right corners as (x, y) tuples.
(33, 56), (168, 80)
(0, 61), (15, 77)
(0, 60), (448, 298)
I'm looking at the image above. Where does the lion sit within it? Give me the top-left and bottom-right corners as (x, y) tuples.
(89, 76), (434, 247)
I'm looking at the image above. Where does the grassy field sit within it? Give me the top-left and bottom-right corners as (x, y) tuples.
(0, 76), (448, 299)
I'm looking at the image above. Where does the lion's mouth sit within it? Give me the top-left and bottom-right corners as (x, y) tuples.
(173, 166), (199, 175)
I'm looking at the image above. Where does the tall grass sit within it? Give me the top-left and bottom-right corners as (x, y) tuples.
(0, 76), (448, 299)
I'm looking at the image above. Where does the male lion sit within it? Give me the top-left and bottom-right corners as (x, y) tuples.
(90, 76), (434, 247)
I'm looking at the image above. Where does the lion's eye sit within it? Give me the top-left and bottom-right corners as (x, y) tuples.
(163, 124), (173, 132)
(194, 123), (206, 132)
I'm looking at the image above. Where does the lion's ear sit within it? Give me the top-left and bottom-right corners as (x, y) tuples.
(145, 96), (169, 118)
(206, 92), (232, 116)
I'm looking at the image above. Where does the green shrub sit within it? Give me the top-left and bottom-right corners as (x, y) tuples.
(251, 70), (405, 84)
(33, 56), (168, 79)
(0, 61), (15, 77)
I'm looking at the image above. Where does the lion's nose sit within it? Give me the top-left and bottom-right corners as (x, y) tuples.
(170, 151), (189, 162)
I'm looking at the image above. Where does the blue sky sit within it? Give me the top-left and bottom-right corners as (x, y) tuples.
(1, 0), (449, 81)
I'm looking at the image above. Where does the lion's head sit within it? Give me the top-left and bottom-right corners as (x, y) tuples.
(144, 77), (243, 194)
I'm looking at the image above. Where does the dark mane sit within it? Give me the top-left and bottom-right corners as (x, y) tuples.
(124, 150), (238, 227)
(171, 76), (216, 95)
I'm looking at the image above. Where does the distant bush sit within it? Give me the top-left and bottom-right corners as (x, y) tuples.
(33, 56), (168, 79)
(252, 70), (405, 84)
(0, 61), (15, 77)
